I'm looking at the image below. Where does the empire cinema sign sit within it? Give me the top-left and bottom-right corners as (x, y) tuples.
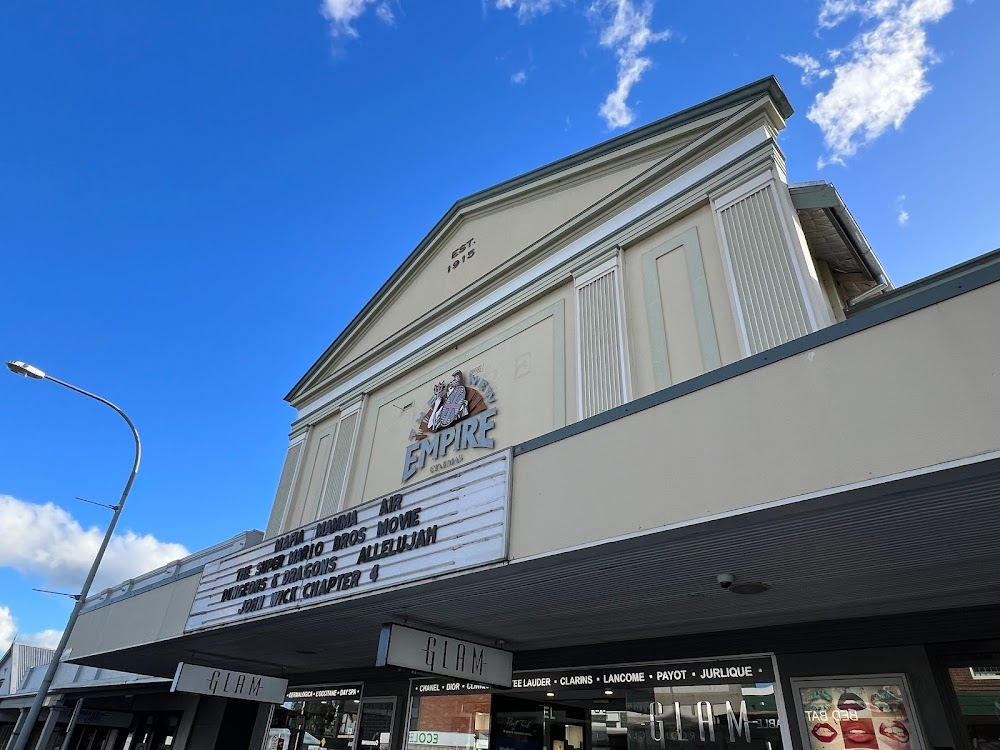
(402, 370), (498, 482)
(186, 451), (510, 632)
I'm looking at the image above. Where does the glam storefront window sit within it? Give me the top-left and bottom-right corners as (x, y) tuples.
(267, 685), (362, 750)
(406, 691), (492, 750)
(410, 658), (784, 750)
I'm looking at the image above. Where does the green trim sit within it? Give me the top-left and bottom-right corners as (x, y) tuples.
(640, 227), (721, 390)
(293, 138), (778, 422)
(351, 300), (567, 505)
(552, 299), (566, 429)
(686, 229), (723, 371)
(641, 241), (674, 389)
(516, 247), (1000, 457)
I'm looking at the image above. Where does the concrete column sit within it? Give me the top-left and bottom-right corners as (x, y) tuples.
(4, 710), (29, 750)
(32, 706), (61, 750)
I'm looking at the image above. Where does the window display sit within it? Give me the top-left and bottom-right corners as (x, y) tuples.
(406, 690), (492, 750)
(409, 657), (786, 750)
(267, 684), (362, 750)
(791, 677), (925, 750)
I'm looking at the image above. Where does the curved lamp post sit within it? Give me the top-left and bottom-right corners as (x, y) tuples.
(5, 361), (141, 750)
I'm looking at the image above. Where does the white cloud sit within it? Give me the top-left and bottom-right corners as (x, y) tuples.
(782, 52), (832, 85)
(804, 0), (954, 167)
(320, 0), (396, 37)
(511, 69), (528, 84)
(494, 0), (669, 129)
(896, 194), (910, 225)
(0, 607), (14, 653)
(594, 0), (671, 129)
(22, 629), (62, 649)
(0, 605), (63, 653)
(495, 0), (564, 21)
(0, 495), (188, 593)
(375, 3), (396, 25)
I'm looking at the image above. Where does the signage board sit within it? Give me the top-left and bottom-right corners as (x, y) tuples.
(377, 623), (513, 688)
(410, 657), (775, 695)
(186, 451), (510, 631)
(408, 731), (481, 747)
(402, 369), (499, 482)
(77, 709), (133, 728)
(285, 684), (363, 700)
(170, 662), (289, 704)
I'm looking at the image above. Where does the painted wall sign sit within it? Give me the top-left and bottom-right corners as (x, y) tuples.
(403, 370), (498, 482)
(171, 662), (289, 703)
(377, 623), (513, 688)
(186, 451), (510, 631)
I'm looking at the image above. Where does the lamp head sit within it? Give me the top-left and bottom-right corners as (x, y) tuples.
(6, 361), (46, 379)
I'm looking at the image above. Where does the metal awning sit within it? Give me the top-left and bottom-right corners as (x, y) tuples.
(72, 455), (1000, 683)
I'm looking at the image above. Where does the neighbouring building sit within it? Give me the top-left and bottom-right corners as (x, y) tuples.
(0, 533), (263, 750)
(40, 77), (1000, 750)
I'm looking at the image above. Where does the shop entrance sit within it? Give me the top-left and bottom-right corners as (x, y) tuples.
(489, 686), (782, 750)
(490, 694), (592, 750)
(407, 657), (786, 750)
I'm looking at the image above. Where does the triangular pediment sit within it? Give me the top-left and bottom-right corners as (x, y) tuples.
(288, 77), (792, 406)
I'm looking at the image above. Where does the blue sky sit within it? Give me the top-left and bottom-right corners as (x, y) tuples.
(1, 0), (997, 648)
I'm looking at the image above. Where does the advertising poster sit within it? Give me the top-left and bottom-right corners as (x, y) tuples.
(797, 681), (919, 750)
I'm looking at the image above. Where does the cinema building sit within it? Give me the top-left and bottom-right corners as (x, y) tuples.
(50, 77), (1000, 750)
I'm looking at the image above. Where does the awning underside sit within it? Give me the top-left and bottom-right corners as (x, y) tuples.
(74, 457), (1000, 683)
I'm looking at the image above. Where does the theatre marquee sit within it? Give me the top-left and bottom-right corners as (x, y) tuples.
(186, 451), (511, 631)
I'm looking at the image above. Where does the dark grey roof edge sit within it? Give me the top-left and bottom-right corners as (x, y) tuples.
(514, 246), (1000, 456)
(789, 181), (891, 287)
(286, 76), (792, 404)
(851, 245), (1000, 314)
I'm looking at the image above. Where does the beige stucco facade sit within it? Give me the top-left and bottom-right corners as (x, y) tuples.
(266, 78), (883, 539)
(510, 279), (1000, 559)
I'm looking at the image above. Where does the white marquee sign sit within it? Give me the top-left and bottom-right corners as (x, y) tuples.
(186, 451), (510, 631)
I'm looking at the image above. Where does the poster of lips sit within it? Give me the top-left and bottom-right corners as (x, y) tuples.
(796, 681), (922, 750)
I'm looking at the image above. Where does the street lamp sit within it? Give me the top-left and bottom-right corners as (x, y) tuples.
(5, 361), (142, 750)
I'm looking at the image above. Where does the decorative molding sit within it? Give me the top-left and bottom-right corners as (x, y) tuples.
(348, 301), (566, 507)
(268, 435), (307, 539)
(574, 255), (629, 419)
(640, 226), (722, 390)
(296, 126), (775, 422)
(288, 80), (789, 404)
(712, 172), (819, 356)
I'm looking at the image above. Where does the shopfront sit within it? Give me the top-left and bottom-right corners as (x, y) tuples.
(265, 684), (363, 750)
(405, 657), (788, 750)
